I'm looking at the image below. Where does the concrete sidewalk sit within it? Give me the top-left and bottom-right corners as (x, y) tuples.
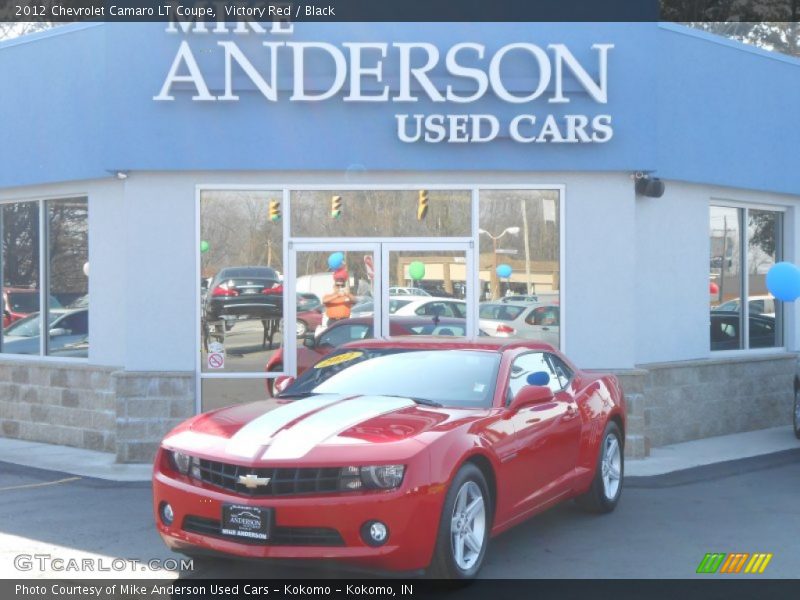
(626, 425), (798, 477)
(0, 425), (797, 482)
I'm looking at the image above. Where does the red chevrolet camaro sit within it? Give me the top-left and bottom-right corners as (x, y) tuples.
(153, 338), (626, 578)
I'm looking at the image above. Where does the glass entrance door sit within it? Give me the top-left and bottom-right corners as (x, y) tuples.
(286, 241), (474, 379)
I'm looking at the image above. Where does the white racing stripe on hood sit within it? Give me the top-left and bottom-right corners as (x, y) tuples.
(261, 395), (416, 460)
(226, 395), (345, 458)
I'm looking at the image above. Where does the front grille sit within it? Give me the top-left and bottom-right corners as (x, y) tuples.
(196, 459), (342, 497)
(182, 516), (344, 547)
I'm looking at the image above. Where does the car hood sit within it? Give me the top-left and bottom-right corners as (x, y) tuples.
(164, 394), (486, 462)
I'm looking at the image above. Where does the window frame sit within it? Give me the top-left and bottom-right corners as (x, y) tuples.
(709, 200), (786, 355)
(0, 195), (89, 363)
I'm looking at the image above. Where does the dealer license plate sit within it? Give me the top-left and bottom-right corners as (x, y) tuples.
(221, 504), (271, 541)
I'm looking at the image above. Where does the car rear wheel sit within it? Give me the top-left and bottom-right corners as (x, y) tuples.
(576, 421), (623, 513)
(428, 463), (491, 579)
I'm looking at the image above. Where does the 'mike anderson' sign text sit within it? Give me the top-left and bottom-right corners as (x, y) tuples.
(154, 18), (614, 144)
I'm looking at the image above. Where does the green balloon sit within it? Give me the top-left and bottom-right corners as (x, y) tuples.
(408, 261), (426, 281)
(200, 240), (210, 253)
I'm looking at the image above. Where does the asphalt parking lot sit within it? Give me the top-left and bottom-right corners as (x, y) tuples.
(1, 451), (798, 579)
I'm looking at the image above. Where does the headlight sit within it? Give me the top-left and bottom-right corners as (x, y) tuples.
(339, 465), (406, 491)
(170, 451), (191, 475)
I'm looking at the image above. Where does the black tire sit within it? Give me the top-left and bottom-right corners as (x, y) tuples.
(575, 421), (624, 513)
(428, 463), (492, 579)
(296, 319), (308, 337)
(793, 379), (800, 440)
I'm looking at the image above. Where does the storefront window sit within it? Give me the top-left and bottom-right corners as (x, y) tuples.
(710, 205), (782, 351)
(47, 198), (89, 358)
(291, 190), (472, 238)
(1, 198), (88, 357)
(199, 191), (284, 394)
(478, 189), (561, 348)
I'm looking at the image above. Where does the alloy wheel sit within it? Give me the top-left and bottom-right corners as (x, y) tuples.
(450, 481), (486, 571)
(601, 433), (622, 500)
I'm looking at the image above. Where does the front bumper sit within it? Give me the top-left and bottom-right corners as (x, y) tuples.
(153, 457), (445, 572)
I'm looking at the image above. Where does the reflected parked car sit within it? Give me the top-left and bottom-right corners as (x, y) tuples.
(2, 287), (63, 328)
(479, 302), (560, 346)
(390, 296), (467, 318)
(712, 295), (776, 318)
(388, 286), (431, 296)
(2, 308), (89, 355)
(265, 316), (473, 394)
(204, 266), (282, 323)
(710, 311), (776, 350)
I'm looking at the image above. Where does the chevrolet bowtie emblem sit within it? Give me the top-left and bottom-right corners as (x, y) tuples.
(238, 473), (271, 489)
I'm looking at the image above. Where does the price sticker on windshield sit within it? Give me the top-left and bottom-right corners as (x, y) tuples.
(314, 351), (364, 369)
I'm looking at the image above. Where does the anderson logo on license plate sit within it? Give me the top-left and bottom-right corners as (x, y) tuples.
(221, 504), (271, 541)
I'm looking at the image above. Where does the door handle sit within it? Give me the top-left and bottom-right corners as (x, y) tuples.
(564, 405), (578, 420)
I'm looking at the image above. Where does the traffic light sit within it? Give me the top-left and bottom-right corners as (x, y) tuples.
(331, 195), (342, 219)
(417, 189), (429, 220)
(269, 199), (281, 222)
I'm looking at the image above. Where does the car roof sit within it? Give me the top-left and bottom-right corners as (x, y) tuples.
(341, 336), (556, 353)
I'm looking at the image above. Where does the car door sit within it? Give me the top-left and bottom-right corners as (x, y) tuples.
(501, 351), (582, 514)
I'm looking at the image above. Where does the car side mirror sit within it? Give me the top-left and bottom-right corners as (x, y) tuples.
(303, 334), (316, 348)
(49, 327), (69, 337)
(508, 385), (555, 413)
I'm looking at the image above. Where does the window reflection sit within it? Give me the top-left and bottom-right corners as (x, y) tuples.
(47, 198), (89, 358)
(478, 190), (560, 348)
(200, 191), (284, 374)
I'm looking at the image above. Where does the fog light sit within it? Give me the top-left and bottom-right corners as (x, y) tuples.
(361, 520), (389, 547)
(160, 502), (174, 526)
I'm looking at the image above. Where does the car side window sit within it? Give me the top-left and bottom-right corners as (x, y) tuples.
(449, 302), (466, 318)
(416, 301), (453, 317)
(59, 311), (89, 335)
(507, 352), (560, 403)
(526, 306), (560, 326)
(317, 324), (370, 348)
(547, 354), (573, 389)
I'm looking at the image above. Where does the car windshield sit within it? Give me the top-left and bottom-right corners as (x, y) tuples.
(480, 304), (525, 320)
(281, 348), (500, 408)
(4, 312), (60, 337)
(388, 299), (412, 313)
(6, 292), (62, 313)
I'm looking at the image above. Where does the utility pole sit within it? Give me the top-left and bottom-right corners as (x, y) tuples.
(522, 199), (532, 295)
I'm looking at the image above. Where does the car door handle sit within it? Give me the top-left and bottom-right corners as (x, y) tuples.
(564, 405), (578, 420)
(541, 327), (550, 331)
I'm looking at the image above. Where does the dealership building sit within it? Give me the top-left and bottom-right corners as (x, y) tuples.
(0, 20), (798, 462)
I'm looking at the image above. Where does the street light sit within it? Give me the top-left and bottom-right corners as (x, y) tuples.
(480, 227), (520, 299)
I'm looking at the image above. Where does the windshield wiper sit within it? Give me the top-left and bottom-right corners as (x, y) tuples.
(382, 394), (443, 408)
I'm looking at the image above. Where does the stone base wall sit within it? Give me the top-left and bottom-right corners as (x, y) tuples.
(0, 359), (194, 463)
(114, 372), (194, 463)
(615, 353), (797, 458)
(0, 361), (117, 452)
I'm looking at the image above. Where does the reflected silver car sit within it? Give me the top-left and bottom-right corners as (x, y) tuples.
(479, 302), (560, 346)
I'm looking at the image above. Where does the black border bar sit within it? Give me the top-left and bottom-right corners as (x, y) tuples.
(2, 0), (799, 23)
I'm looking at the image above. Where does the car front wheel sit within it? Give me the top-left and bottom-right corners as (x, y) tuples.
(428, 463), (491, 579)
(576, 421), (624, 513)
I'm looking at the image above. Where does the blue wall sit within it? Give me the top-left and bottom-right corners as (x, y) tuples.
(1, 21), (798, 196)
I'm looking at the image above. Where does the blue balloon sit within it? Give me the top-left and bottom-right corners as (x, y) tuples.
(496, 264), (513, 279)
(766, 262), (800, 302)
(328, 252), (344, 270)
